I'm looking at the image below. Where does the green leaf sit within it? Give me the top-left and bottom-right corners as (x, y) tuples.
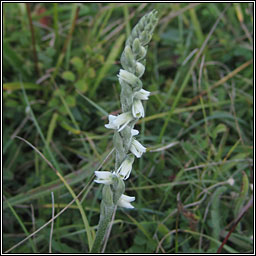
(74, 79), (88, 93)
(76, 90), (108, 116)
(60, 120), (81, 134)
(66, 95), (76, 107)
(70, 56), (83, 72)
(3, 41), (28, 77)
(211, 123), (227, 139)
(211, 186), (227, 242)
(46, 112), (58, 147)
(62, 71), (76, 82)
(3, 82), (41, 91)
(53, 87), (66, 97)
(134, 234), (147, 245)
(234, 171), (249, 218)
(87, 67), (96, 78)
(51, 239), (81, 253)
(158, 223), (172, 245)
(3, 168), (89, 210)
(89, 34), (125, 97)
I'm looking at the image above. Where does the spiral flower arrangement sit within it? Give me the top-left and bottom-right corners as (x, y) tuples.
(91, 10), (158, 252)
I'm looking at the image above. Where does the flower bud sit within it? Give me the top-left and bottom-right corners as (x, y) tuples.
(118, 69), (142, 91)
(112, 175), (125, 205)
(120, 81), (133, 112)
(102, 185), (114, 207)
(132, 38), (147, 59)
(135, 62), (145, 78)
(140, 31), (152, 46)
(121, 45), (136, 73)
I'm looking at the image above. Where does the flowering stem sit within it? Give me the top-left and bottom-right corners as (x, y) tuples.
(101, 205), (117, 252)
(91, 10), (158, 253)
(91, 202), (115, 253)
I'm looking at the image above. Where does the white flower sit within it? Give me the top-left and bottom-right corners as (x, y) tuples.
(131, 128), (139, 136)
(94, 171), (114, 185)
(130, 138), (146, 158)
(105, 112), (133, 132)
(132, 99), (144, 118)
(227, 177), (235, 186)
(118, 69), (142, 88)
(116, 155), (135, 180)
(117, 194), (135, 209)
(134, 89), (150, 100)
(104, 115), (117, 129)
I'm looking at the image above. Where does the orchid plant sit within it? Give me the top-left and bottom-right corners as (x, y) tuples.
(91, 10), (158, 253)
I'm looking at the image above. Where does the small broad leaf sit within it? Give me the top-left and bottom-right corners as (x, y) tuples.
(62, 71), (75, 82)
(66, 95), (76, 107)
(75, 79), (88, 93)
(70, 56), (83, 72)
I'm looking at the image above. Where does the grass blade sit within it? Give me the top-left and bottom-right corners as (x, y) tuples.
(89, 34), (125, 97)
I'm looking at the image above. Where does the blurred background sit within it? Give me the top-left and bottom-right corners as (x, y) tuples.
(3, 3), (253, 253)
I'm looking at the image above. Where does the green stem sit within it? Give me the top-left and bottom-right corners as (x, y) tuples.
(91, 203), (115, 253)
(91, 175), (124, 252)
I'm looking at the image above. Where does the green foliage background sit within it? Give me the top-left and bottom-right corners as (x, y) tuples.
(3, 3), (253, 253)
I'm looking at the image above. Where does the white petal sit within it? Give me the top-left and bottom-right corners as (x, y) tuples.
(132, 139), (146, 152)
(108, 115), (117, 122)
(130, 143), (143, 158)
(113, 112), (133, 128)
(116, 155), (134, 180)
(94, 171), (114, 185)
(105, 123), (116, 129)
(105, 112), (133, 130)
(132, 99), (144, 118)
(113, 113), (128, 126)
(105, 115), (118, 129)
(131, 129), (139, 136)
(95, 171), (113, 180)
(134, 89), (150, 100)
(117, 164), (127, 176)
(130, 139), (146, 158)
(118, 200), (134, 209)
(119, 165), (132, 180)
(120, 194), (135, 202)
(94, 179), (112, 185)
(117, 194), (135, 209)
